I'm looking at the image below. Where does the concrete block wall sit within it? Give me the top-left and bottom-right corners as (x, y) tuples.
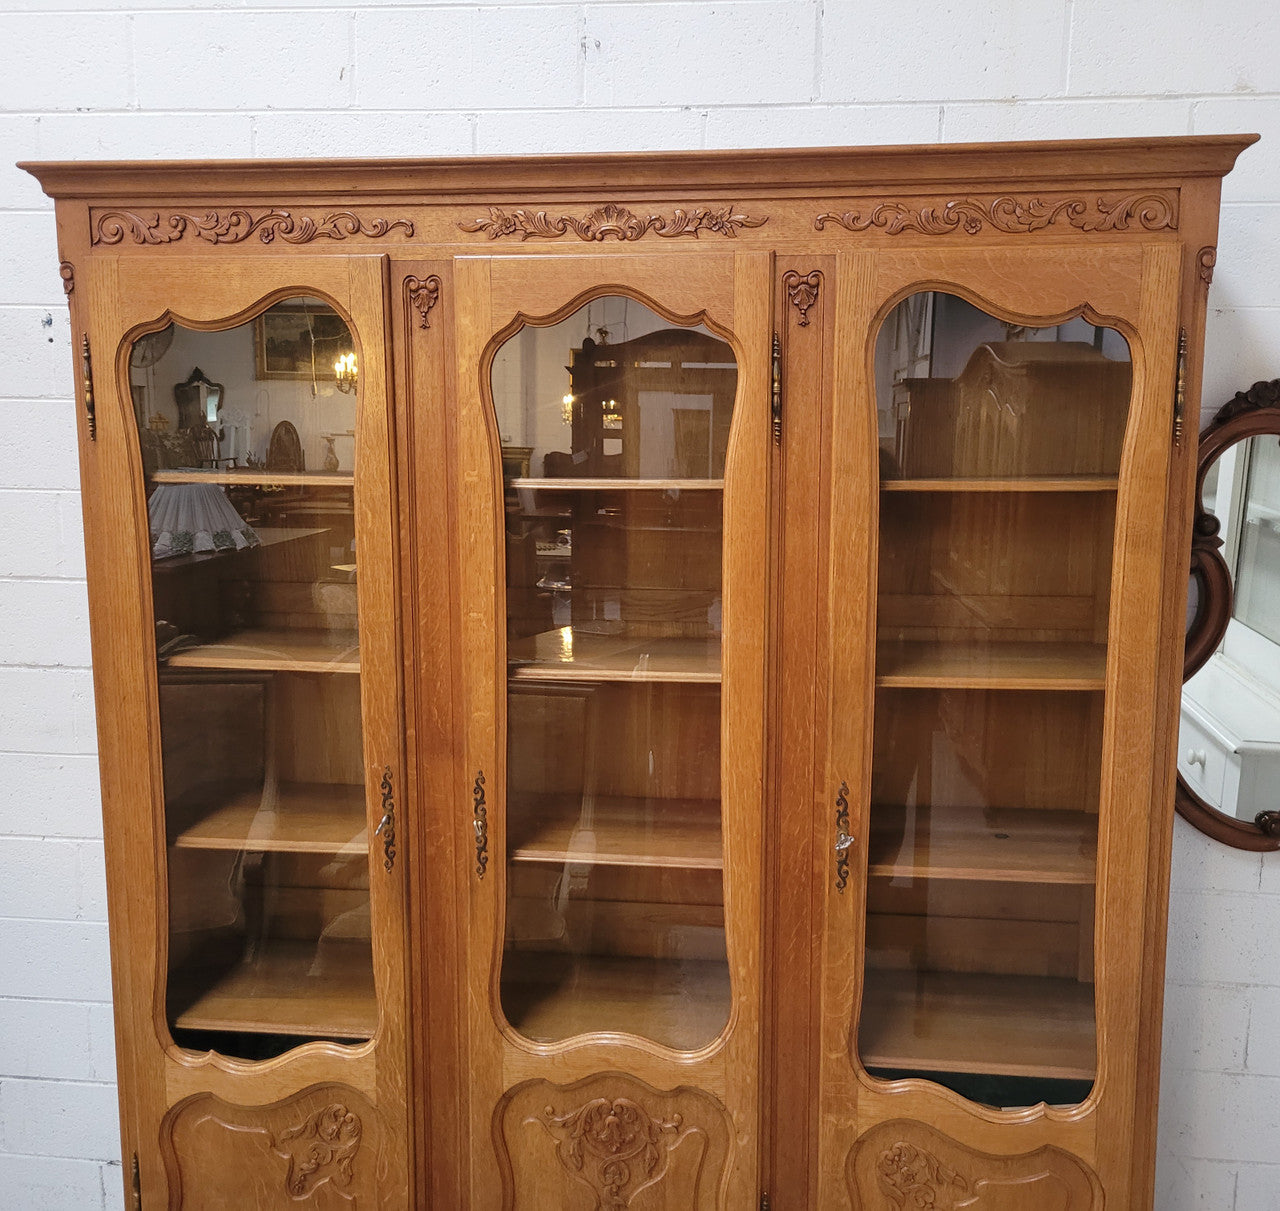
(1, 2), (1276, 1207)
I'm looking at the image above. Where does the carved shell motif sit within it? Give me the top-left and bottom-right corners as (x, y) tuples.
(459, 202), (767, 242)
(815, 191), (1178, 236)
(538, 1097), (683, 1209)
(92, 208), (414, 246)
(877, 1142), (970, 1209)
(270, 1102), (363, 1199)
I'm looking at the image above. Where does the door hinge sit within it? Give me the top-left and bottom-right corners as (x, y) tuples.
(81, 333), (97, 441)
(771, 332), (782, 445)
(130, 1151), (142, 1209)
(760, 1193), (771, 1211)
(375, 765), (397, 871)
(473, 770), (488, 877)
(1173, 327), (1188, 448)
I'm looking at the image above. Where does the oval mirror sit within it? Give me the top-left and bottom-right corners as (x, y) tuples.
(1179, 378), (1280, 850)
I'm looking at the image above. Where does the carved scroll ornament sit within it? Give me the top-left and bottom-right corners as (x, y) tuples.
(92, 208), (414, 246)
(783, 269), (823, 326)
(540, 1097), (683, 1209)
(816, 191), (1178, 236)
(406, 274), (442, 328)
(459, 202), (767, 242)
(59, 262), (74, 295)
(271, 1102), (363, 1199)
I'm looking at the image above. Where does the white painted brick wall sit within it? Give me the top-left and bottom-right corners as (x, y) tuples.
(0, 2), (1276, 1207)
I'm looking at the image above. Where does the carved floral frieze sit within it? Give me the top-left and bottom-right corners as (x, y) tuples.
(91, 208), (414, 246)
(815, 191), (1178, 236)
(458, 202), (767, 242)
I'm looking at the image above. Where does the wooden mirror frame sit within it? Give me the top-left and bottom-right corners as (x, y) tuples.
(1179, 378), (1280, 850)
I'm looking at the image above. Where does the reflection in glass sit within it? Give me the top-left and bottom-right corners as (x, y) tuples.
(492, 296), (735, 1049)
(1180, 435), (1280, 823)
(860, 292), (1132, 1109)
(130, 298), (374, 1062)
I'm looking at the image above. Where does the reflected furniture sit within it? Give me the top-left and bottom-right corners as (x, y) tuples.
(1179, 377), (1280, 850)
(22, 135), (1253, 1209)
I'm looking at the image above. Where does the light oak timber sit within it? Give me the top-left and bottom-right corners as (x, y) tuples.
(509, 477), (724, 491)
(507, 628), (721, 683)
(500, 951), (731, 1052)
(507, 792), (723, 869)
(165, 627), (360, 673)
(868, 805), (1097, 883)
(876, 639), (1107, 688)
(171, 938), (376, 1039)
(859, 968), (1096, 1081)
(881, 476), (1119, 492)
(169, 782), (367, 853)
(150, 469), (355, 487)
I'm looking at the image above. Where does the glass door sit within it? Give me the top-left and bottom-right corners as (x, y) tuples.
(92, 255), (408, 1206)
(455, 255), (769, 1210)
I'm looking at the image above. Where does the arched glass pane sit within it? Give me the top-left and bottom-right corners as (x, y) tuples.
(130, 298), (374, 1061)
(492, 295), (736, 1049)
(859, 292), (1132, 1109)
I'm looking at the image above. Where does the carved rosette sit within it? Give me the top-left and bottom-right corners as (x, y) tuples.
(91, 208), (414, 246)
(783, 269), (823, 326)
(815, 191), (1178, 236)
(877, 1142), (969, 1208)
(59, 262), (74, 295)
(458, 202), (767, 242)
(406, 274), (442, 328)
(270, 1102), (363, 1199)
(539, 1097), (682, 1209)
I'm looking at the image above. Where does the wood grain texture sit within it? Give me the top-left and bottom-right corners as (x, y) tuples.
(494, 1072), (733, 1211)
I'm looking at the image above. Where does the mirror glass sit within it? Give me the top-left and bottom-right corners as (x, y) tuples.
(1180, 434), (1280, 823)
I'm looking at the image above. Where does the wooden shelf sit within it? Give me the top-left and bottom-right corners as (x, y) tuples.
(876, 640), (1106, 689)
(508, 628), (721, 684)
(510, 478), (723, 491)
(171, 939), (376, 1040)
(171, 783), (367, 853)
(859, 968), (1095, 1080)
(150, 469), (354, 487)
(508, 794), (723, 870)
(165, 628), (360, 674)
(882, 476), (1118, 493)
(868, 806), (1096, 884)
(501, 952), (730, 1051)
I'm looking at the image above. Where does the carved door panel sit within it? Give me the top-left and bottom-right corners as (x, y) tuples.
(816, 244), (1182, 1205)
(84, 256), (410, 1208)
(452, 252), (771, 1208)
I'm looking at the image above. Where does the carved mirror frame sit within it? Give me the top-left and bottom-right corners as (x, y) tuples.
(1180, 378), (1280, 850)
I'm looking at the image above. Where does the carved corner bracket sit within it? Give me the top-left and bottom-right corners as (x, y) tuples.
(91, 208), (415, 246)
(1198, 245), (1217, 287)
(815, 191), (1179, 236)
(458, 202), (767, 242)
(59, 261), (74, 296)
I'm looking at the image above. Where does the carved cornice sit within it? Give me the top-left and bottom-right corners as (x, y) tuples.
(815, 191), (1179, 236)
(406, 274), (442, 328)
(1198, 245), (1217, 286)
(459, 202), (767, 242)
(783, 269), (823, 326)
(59, 262), (74, 295)
(91, 208), (414, 246)
(271, 1103), (362, 1199)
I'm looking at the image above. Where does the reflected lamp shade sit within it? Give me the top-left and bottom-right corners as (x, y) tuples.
(148, 483), (260, 560)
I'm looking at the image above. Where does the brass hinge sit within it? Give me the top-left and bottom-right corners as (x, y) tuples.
(760, 1194), (771, 1211)
(1173, 327), (1188, 447)
(130, 1151), (142, 1209)
(473, 770), (488, 877)
(375, 765), (397, 871)
(771, 332), (782, 445)
(81, 333), (96, 441)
